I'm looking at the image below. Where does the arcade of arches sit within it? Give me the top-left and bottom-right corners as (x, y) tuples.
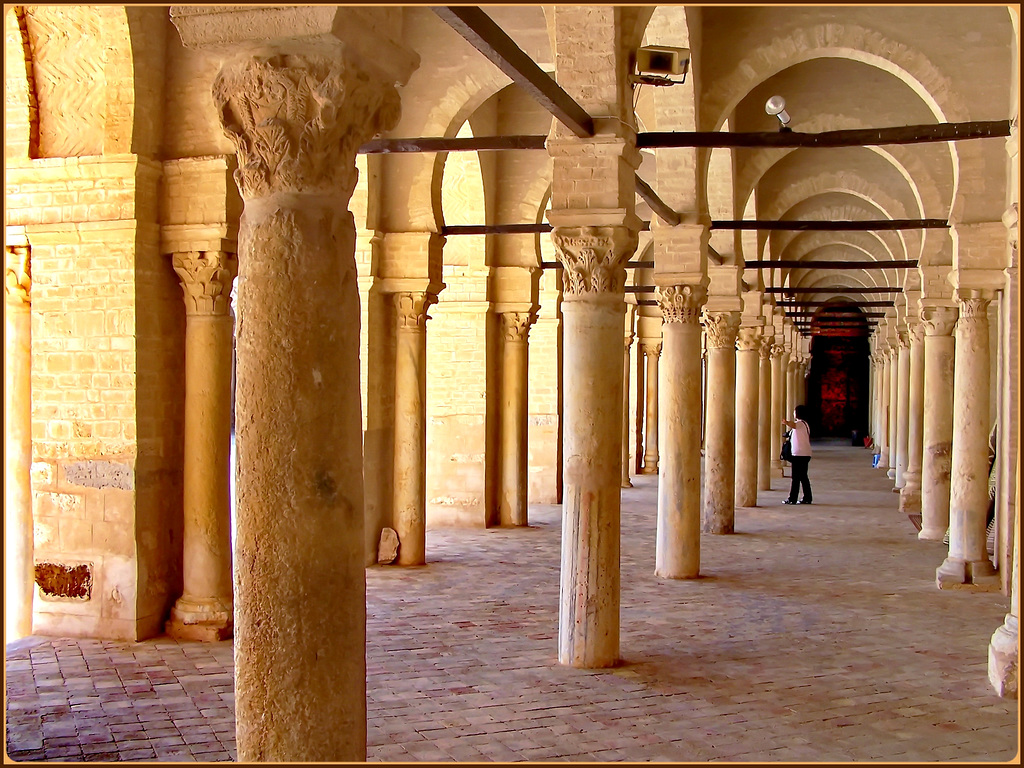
(3, 4), (1020, 762)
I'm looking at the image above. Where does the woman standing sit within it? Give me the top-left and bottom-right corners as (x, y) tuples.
(783, 405), (812, 504)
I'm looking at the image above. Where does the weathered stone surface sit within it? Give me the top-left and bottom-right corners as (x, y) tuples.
(377, 527), (399, 564)
(63, 461), (134, 491)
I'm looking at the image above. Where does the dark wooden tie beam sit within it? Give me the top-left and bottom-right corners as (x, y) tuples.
(766, 287), (903, 294)
(776, 300), (895, 307)
(748, 260), (917, 270)
(637, 120), (1011, 149)
(712, 219), (947, 231)
(359, 135), (548, 154)
(431, 7), (594, 138)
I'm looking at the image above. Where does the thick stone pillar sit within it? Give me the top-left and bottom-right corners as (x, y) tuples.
(887, 346), (899, 479)
(917, 309), (957, 538)
(770, 345), (788, 477)
(937, 291), (999, 590)
(655, 284), (706, 578)
(498, 311), (534, 526)
(621, 329), (634, 488)
(702, 310), (740, 533)
(894, 333), (911, 490)
(166, 251), (238, 641)
(550, 224), (638, 667)
(899, 322), (925, 514)
(5, 242), (33, 640)
(212, 52), (405, 762)
(393, 291), (435, 561)
(757, 338), (773, 492)
(642, 340), (662, 473)
(734, 327), (761, 507)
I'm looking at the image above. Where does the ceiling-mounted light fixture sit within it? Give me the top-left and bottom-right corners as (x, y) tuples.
(765, 95), (792, 132)
(632, 45), (690, 87)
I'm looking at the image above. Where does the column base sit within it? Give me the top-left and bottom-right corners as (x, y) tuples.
(642, 462), (659, 474)
(935, 557), (1000, 592)
(899, 486), (921, 514)
(166, 597), (233, 641)
(621, 481), (633, 488)
(887, 468), (896, 480)
(988, 615), (1019, 698)
(918, 524), (947, 541)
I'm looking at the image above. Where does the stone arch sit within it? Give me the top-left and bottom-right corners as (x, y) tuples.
(4, 7), (39, 159)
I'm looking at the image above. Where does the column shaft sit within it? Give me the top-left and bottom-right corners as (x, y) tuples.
(642, 343), (661, 473)
(895, 339), (911, 489)
(734, 329), (760, 507)
(621, 334), (633, 488)
(919, 322), (954, 538)
(4, 245), (33, 640)
(655, 286), (705, 578)
(900, 324), (925, 513)
(770, 349), (788, 477)
(887, 348), (899, 478)
(499, 313), (531, 526)
(393, 293), (432, 563)
(702, 312), (739, 534)
(937, 294), (999, 589)
(879, 351), (892, 468)
(757, 342), (772, 492)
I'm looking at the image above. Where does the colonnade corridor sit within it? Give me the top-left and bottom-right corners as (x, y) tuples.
(5, 442), (1017, 763)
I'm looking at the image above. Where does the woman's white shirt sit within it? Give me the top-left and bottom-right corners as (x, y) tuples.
(791, 420), (812, 456)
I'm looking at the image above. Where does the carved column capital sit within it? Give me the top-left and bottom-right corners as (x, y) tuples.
(213, 53), (401, 200)
(501, 311), (535, 342)
(896, 332), (909, 351)
(655, 283), (707, 324)
(736, 327), (762, 352)
(701, 310), (740, 349)
(551, 226), (637, 297)
(641, 340), (663, 358)
(907, 320), (926, 345)
(770, 343), (786, 359)
(920, 305), (958, 337)
(624, 332), (635, 351)
(393, 291), (436, 331)
(5, 245), (31, 306)
(758, 337), (774, 360)
(171, 251), (238, 316)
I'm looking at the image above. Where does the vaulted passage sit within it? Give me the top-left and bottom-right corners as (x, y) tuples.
(3, 5), (1019, 762)
(4, 444), (1018, 761)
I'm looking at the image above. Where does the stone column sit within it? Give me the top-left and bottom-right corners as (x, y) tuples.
(702, 310), (740, 534)
(212, 53), (404, 762)
(166, 251), (238, 641)
(551, 225), (637, 667)
(770, 345), (788, 477)
(621, 329), (634, 488)
(786, 356), (797, 415)
(887, 346), (899, 479)
(988, 439), (1019, 696)
(894, 333), (911, 490)
(498, 311), (533, 526)
(899, 321), (926, 514)
(878, 347), (892, 469)
(655, 284), (706, 578)
(937, 291), (999, 590)
(757, 338), (773, 492)
(734, 327), (761, 507)
(4, 243), (33, 640)
(642, 340), (662, 473)
(393, 291), (435, 561)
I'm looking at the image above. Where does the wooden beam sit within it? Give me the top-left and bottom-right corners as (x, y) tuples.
(637, 120), (1011, 149)
(787, 312), (887, 318)
(626, 285), (656, 294)
(712, 219), (947, 231)
(359, 135), (547, 154)
(748, 260), (916, 270)
(776, 300), (895, 308)
(634, 176), (681, 226)
(431, 7), (594, 138)
(766, 287), (902, 294)
(444, 221), (652, 236)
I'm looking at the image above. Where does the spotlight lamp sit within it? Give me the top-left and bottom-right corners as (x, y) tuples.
(765, 95), (792, 131)
(632, 45), (690, 87)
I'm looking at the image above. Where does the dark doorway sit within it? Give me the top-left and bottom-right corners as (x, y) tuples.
(807, 334), (870, 438)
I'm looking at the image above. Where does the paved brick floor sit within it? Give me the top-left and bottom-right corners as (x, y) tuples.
(5, 442), (1020, 762)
